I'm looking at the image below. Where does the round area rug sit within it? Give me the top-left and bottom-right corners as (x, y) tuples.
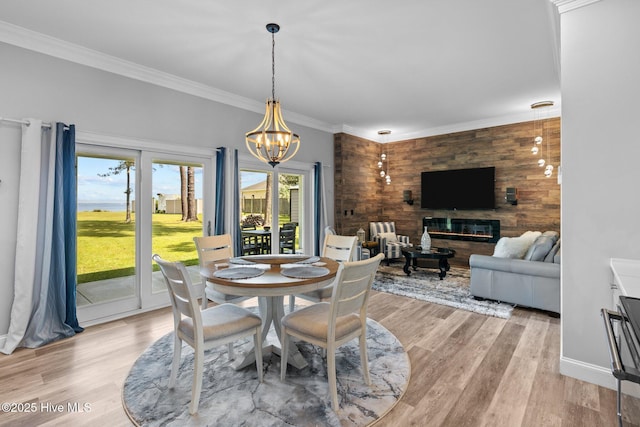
(122, 317), (410, 427)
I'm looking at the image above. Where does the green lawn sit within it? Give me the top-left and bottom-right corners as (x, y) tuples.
(77, 211), (299, 284)
(77, 211), (202, 283)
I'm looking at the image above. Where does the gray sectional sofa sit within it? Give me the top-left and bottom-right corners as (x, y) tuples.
(469, 231), (560, 314)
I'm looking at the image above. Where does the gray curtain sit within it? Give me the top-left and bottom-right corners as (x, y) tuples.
(2, 121), (82, 354)
(232, 149), (242, 256)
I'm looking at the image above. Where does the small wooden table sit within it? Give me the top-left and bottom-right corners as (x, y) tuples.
(401, 246), (456, 279)
(241, 229), (272, 254)
(362, 240), (379, 256)
(201, 254), (339, 370)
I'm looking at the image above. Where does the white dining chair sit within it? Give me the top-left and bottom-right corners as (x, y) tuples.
(153, 254), (263, 415)
(280, 253), (384, 410)
(194, 234), (249, 310)
(288, 234), (358, 312)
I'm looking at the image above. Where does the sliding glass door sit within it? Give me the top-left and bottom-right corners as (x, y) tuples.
(76, 147), (140, 320)
(76, 144), (213, 323)
(149, 157), (205, 304)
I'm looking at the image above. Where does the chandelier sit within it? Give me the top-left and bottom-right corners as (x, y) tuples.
(530, 101), (554, 178)
(377, 130), (391, 185)
(246, 23), (300, 167)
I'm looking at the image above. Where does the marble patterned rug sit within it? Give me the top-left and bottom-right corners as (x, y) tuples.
(122, 317), (409, 427)
(373, 263), (513, 319)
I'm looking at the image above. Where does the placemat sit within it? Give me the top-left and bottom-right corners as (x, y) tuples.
(213, 267), (264, 279)
(296, 256), (321, 264)
(229, 257), (256, 265)
(280, 266), (330, 279)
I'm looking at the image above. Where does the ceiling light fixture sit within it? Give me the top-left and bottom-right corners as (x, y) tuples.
(246, 23), (300, 167)
(530, 101), (554, 178)
(377, 130), (391, 185)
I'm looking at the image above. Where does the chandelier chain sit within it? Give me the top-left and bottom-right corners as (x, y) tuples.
(272, 31), (276, 101)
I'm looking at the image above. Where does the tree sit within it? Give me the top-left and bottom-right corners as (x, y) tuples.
(180, 166), (188, 221)
(186, 166), (197, 221)
(179, 166), (198, 222)
(98, 160), (134, 223)
(278, 174), (299, 199)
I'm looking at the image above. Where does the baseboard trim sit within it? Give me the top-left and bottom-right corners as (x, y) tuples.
(78, 303), (170, 328)
(0, 303), (168, 355)
(560, 356), (640, 397)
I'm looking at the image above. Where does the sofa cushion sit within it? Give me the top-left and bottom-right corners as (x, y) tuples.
(493, 231), (541, 259)
(544, 239), (561, 263)
(524, 232), (559, 262)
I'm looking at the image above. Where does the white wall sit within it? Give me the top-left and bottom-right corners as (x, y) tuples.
(560, 0), (640, 391)
(0, 42), (334, 336)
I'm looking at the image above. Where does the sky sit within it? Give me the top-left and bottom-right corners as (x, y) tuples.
(77, 157), (266, 203)
(77, 157), (203, 203)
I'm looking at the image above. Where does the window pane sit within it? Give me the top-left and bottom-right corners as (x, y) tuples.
(240, 170), (273, 255)
(76, 155), (136, 306)
(151, 162), (203, 294)
(278, 173), (303, 254)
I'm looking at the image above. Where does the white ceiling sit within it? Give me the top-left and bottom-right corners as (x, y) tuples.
(0, 0), (561, 142)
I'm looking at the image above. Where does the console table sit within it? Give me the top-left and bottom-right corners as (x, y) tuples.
(401, 246), (456, 279)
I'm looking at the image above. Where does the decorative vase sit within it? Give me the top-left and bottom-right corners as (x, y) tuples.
(421, 226), (431, 252)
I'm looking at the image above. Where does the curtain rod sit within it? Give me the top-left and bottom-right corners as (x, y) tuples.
(0, 116), (52, 129)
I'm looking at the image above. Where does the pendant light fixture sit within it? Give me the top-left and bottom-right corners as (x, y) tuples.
(530, 101), (554, 178)
(246, 23), (300, 167)
(377, 130), (391, 185)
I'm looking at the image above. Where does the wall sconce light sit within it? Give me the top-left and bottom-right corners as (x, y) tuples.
(403, 190), (414, 205)
(505, 187), (518, 205)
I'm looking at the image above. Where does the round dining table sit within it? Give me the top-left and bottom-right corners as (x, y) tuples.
(200, 254), (340, 370)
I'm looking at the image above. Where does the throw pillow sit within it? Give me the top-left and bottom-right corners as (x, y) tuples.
(545, 239), (560, 263)
(378, 232), (398, 243)
(524, 235), (555, 262)
(493, 231), (542, 259)
(541, 231), (560, 243)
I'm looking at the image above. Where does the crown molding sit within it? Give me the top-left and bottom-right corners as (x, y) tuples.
(0, 20), (334, 134)
(337, 104), (562, 143)
(550, 0), (602, 14)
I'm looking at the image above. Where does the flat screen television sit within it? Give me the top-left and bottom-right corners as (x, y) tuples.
(421, 167), (495, 210)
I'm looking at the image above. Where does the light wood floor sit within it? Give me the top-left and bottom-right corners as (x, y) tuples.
(1, 292), (639, 426)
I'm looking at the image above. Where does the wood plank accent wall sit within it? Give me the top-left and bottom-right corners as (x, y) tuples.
(334, 118), (561, 267)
